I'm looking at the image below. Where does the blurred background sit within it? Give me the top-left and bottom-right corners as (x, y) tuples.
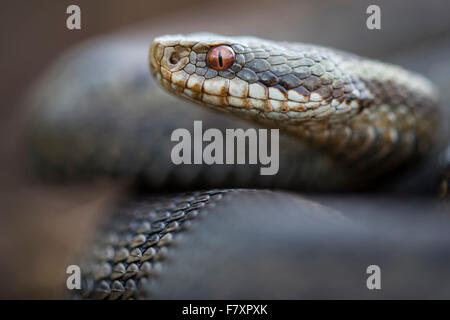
(0, 0), (450, 298)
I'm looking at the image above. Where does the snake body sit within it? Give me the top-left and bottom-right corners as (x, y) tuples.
(27, 33), (450, 299)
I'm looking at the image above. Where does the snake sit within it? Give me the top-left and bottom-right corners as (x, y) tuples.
(27, 33), (450, 299)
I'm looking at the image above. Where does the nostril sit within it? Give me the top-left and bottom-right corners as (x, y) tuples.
(169, 52), (180, 65)
(161, 46), (189, 71)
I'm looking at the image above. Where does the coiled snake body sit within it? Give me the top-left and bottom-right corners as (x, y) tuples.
(29, 33), (450, 299)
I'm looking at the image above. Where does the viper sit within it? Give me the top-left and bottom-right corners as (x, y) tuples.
(28, 33), (450, 299)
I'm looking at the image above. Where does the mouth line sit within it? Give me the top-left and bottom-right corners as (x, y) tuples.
(154, 72), (344, 119)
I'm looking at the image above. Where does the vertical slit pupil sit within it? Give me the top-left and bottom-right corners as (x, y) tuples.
(218, 52), (223, 67)
(207, 45), (235, 70)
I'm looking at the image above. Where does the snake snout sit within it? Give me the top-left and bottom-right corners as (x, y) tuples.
(149, 39), (190, 75)
(163, 46), (190, 71)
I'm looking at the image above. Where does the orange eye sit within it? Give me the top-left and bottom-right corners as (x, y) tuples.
(206, 45), (235, 70)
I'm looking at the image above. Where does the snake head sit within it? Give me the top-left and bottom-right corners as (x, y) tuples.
(149, 33), (437, 130)
(149, 33), (375, 126)
(149, 33), (241, 103)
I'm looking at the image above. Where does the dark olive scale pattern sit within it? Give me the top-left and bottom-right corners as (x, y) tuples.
(185, 41), (373, 106)
(74, 190), (231, 300)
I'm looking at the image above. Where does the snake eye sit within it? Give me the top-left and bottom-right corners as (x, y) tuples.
(206, 45), (235, 71)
